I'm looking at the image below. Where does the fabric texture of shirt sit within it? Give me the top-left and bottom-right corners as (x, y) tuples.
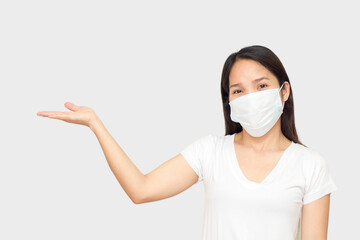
(180, 133), (338, 240)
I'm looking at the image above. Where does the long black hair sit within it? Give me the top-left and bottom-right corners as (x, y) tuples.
(220, 45), (305, 146)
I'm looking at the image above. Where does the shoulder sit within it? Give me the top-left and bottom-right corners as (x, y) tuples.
(293, 143), (321, 159)
(207, 133), (232, 145)
(182, 133), (217, 150)
(190, 133), (230, 149)
(293, 143), (329, 173)
(189, 133), (215, 144)
(194, 133), (226, 142)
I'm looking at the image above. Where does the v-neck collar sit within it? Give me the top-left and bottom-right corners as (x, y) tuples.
(230, 133), (295, 188)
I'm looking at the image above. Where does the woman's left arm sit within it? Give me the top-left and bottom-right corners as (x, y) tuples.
(301, 193), (331, 240)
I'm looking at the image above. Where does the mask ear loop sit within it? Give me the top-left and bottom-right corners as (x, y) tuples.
(279, 82), (285, 110)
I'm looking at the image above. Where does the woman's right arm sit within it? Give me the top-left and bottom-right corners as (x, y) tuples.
(89, 118), (199, 204)
(38, 102), (199, 205)
(89, 118), (147, 203)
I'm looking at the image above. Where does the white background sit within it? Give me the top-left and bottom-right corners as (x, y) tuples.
(0, 0), (358, 239)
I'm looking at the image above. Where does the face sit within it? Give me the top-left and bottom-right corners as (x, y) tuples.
(228, 59), (290, 103)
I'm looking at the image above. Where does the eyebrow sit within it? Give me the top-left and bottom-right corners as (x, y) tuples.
(229, 77), (269, 89)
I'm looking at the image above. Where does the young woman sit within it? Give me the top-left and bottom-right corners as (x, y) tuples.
(37, 45), (337, 240)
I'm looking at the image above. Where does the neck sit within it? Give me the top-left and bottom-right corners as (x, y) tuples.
(237, 118), (289, 152)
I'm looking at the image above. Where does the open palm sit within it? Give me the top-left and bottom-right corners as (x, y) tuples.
(37, 102), (98, 127)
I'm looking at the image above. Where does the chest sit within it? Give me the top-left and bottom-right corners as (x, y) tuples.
(204, 139), (305, 212)
(234, 146), (285, 184)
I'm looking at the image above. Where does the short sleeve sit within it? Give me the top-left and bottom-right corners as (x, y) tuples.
(180, 134), (213, 185)
(302, 151), (338, 205)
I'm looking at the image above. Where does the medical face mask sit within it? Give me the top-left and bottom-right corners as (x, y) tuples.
(229, 83), (285, 137)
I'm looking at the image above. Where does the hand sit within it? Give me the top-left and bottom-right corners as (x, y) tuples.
(37, 102), (100, 128)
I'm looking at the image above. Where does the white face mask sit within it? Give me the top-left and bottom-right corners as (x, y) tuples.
(229, 83), (285, 137)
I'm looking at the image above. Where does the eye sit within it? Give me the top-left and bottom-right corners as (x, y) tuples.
(232, 89), (242, 94)
(259, 84), (268, 89)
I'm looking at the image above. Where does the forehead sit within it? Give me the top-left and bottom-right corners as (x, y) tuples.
(229, 59), (276, 85)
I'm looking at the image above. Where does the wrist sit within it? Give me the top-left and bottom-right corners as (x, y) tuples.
(89, 117), (103, 132)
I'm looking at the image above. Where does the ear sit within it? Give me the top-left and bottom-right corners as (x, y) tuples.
(281, 81), (290, 102)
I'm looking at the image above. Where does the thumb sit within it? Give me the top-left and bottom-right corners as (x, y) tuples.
(64, 102), (80, 112)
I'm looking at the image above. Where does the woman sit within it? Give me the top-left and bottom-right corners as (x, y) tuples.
(37, 45), (338, 240)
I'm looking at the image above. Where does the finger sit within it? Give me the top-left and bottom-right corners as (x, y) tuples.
(48, 112), (71, 120)
(64, 102), (80, 112)
(37, 111), (64, 116)
(47, 114), (60, 119)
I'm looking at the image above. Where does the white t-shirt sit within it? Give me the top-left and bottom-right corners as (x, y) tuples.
(180, 133), (338, 240)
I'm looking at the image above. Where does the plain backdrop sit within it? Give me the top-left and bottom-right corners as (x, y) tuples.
(0, 0), (358, 239)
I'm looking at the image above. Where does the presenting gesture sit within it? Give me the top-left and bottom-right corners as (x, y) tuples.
(37, 102), (99, 128)
(36, 101), (198, 205)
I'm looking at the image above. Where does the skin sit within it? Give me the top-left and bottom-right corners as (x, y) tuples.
(229, 59), (331, 239)
(37, 59), (331, 239)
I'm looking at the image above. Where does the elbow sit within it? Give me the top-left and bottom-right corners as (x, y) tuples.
(131, 193), (146, 204)
(130, 177), (148, 204)
(132, 196), (141, 204)
(132, 196), (145, 205)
